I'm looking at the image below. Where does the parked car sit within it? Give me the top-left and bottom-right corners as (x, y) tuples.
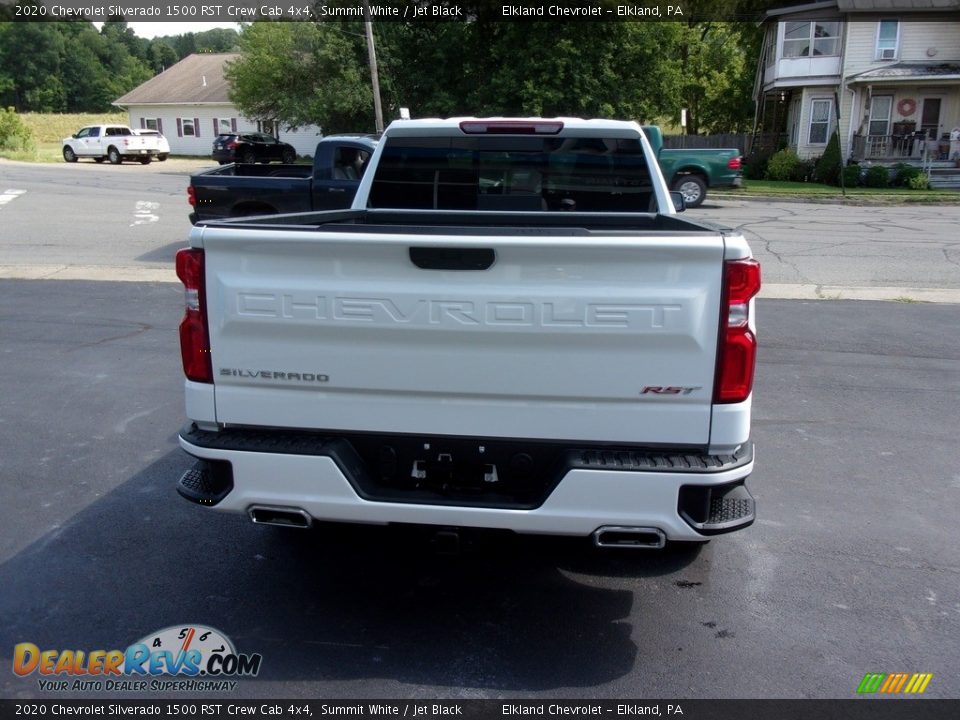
(61, 125), (161, 164)
(642, 127), (743, 208)
(188, 136), (377, 223)
(134, 129), (170, 161)
(211, 132), (297, 165)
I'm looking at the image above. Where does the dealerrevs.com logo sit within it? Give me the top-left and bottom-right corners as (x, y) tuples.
(13, 625), (262, 692)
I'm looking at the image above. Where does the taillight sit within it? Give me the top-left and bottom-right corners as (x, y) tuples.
(226, 140), (238, 150)
(728, 156), (742, 171)
(715, 258), (760, 404)
(187, 186), (196, 207)
(175, 248), (212, 383)
(459, 120), (564, 135)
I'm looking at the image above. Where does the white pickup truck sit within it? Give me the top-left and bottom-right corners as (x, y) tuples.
(175, 118), (760, 550)
(62, 124), (161, 165)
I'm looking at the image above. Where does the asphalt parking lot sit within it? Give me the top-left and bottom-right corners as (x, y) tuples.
(0, 161), (958, 701)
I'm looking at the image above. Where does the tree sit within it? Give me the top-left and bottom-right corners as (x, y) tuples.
(226, 21), (374, 133)
(0, 20), (153, 112)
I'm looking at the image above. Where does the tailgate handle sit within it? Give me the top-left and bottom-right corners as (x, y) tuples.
(409, 247), (495, 271)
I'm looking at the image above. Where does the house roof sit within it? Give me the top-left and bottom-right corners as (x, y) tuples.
(114, 53), (240, 106)
(836, 0), (960, 11)
(765, 0), (959, 18)
(847, 62), (960, 82)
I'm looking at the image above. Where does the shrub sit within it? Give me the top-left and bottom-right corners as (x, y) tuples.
(790, 159), (817, 183)
(813, 131), (842, 186)
(743, 152), (770, 180)
(0, 107), (34, 152)
(842, 165), (862, 187)
(891, 163), (922, 187)
(907, 173), (930, 190)
(864, 165), (890, 188)
(765, 148), (800, 181)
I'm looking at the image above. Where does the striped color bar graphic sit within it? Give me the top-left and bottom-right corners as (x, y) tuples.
(857, 672), (933, 694)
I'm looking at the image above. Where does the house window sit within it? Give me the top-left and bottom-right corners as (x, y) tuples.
(809, 99), (832, 144)
(216, 118), (234, 134)
(258, 120), (277, 137)
(868, 96), (893, 136)
(782, 21), (841, 58)
(181, 118), (196, 137)
(144, 118), (159, 131)
(764, 27), (776, 67)
(876, 20), (899, 60)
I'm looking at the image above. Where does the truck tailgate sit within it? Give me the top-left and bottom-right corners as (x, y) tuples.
(198, 226), (724, 446)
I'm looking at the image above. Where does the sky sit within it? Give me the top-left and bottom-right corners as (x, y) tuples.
(94, 22), (241, 39)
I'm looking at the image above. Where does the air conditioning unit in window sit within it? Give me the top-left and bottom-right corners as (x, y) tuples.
(880, 48), (896, 60)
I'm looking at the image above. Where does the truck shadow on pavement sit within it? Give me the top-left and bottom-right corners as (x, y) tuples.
(0, 451), (703, 695)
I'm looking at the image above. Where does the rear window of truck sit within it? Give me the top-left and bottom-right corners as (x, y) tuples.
(370, 136), (655, 212)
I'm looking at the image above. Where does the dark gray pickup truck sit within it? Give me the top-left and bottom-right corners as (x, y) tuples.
(188, 135), (378, 224)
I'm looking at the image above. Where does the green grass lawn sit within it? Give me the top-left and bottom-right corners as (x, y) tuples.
(1, 112), (128, 162)
(730, 179), (958, 202)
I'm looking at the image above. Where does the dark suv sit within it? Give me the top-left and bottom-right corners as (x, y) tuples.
(212, 132), (297, 165)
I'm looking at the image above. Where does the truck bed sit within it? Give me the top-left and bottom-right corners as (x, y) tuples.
(198, 163), (313, 179)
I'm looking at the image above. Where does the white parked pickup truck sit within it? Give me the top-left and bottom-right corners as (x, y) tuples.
(62, 124), (161, 165)
(175, 118), (760, 550)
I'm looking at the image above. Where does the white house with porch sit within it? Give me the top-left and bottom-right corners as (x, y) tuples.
(753, 0), (960, 187)
(113, 53), (323, 158)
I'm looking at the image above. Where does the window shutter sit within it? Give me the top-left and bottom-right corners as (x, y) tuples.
(139, 118), (145, 129)
(194, 118), (200, 138)
(157, 118), (163, 134)
(176, 118), (183, 137)
(231, 118), (237, 132)
(213, 119), (218, 136)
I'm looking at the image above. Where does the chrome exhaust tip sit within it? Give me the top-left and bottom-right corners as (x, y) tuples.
(248, 505), (312, 529)
(592, 526), (666, 549)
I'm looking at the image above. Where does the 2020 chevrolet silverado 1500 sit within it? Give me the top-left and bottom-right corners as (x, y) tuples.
(175, 118), (760, 549)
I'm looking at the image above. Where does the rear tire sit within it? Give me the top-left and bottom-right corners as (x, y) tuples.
(107, 147), (122, 165)
(62, 146), (77, 163)
(241, 149), (256, 164)
(157, 154), (168, 162)
(281, 148), (296, 164)
(672, 175), (707, 208)
(139, 156), (152, 165)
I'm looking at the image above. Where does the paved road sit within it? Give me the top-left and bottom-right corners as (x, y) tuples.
(700, 196), (960, 300)
(0, 282), (958, 700)
(1, 160), (959, 300)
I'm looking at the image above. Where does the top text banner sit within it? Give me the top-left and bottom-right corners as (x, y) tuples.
(0, 0), (772, 23)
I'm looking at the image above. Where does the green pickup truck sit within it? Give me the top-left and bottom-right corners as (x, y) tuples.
(643, 126), (743, 208)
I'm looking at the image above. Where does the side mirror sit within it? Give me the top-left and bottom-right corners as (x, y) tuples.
(669, 191), (686, 212)
(72, 134), (78, 139)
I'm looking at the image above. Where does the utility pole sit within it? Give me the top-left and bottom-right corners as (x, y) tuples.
(363, 0), (384, 133)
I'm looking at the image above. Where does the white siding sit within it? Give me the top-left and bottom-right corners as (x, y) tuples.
(842, 17), (960, 155)
(795, 88), (841, 160)
(124, 104), (323, 158)
(843, 17), (960, 77)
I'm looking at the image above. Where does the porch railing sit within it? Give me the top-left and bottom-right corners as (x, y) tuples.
(851, 133), (928, 161)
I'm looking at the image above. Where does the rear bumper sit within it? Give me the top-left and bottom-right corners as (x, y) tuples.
(177, 425), (755, 542)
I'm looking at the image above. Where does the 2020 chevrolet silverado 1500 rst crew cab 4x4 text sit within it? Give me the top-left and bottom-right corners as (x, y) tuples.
(175, 118), (760, 549)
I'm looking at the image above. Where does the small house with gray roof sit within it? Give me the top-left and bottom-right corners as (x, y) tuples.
(113, 53), (323, 158)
